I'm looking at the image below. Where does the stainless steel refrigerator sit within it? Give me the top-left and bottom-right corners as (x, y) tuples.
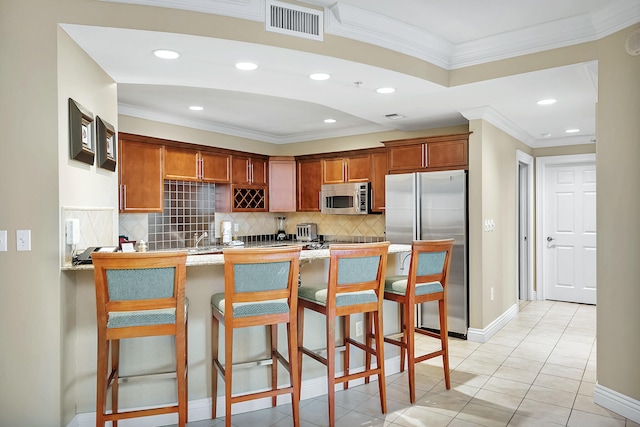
(385, 170), (468, 337)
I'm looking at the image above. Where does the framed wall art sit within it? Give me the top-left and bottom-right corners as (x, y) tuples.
(96, 116), (116, 171)
(69, 98), (95, 165)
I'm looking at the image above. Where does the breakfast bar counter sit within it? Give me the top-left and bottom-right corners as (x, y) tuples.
(63, 243), (411, 422)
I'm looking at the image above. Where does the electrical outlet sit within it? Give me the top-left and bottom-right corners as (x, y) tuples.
(0, 230), (7, 252)
(491, 287), (495, 301)
(17, 229), (31, 251)
(355, 321), (363, 337)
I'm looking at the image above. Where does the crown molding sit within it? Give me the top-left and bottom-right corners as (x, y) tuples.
(460, 106), (595, 148)
(100, 0), (640, 70)
(118, 103), (387, 144)
(461, 106), (536, 147)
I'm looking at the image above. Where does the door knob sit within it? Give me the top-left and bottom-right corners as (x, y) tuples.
(547, 236), (555, 242)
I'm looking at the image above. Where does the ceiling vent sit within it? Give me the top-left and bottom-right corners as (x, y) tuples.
(266, 0), (323, 41)
(385, 113), (406, 120)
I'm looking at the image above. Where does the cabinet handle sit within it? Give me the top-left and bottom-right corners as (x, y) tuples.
(199, 158), (204, 179)
(423, 143), (428, 167)
(122, 184), (127, 209)
(343, 161), (347, 182)
(250, 163), (254, 183)
(119, 185), (122, 209)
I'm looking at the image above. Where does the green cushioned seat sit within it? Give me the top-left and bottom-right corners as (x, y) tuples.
(384, 275), (443, 297)
(107, 298), (190, 329)
(298, 283), (377, 307)
(211, 293), (289, 318)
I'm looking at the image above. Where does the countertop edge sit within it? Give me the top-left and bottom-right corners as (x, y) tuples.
(61, 244), (412, 271)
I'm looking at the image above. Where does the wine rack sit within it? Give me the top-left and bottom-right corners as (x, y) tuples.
(233, 186), (266, 211)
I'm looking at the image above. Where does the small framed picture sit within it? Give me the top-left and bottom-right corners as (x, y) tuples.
(69, 98), (95, 165)
(96, 116), (116, 171)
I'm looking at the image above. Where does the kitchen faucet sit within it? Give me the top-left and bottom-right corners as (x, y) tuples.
(194, 231), (208, 249)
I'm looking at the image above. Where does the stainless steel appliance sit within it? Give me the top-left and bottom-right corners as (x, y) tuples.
(276, 216), (287, 241)
(321, 182), (370, 215)
(385, 170), (468, 337)
(296, 223), (318, 241)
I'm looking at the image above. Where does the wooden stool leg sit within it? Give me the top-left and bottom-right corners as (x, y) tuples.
(399, 305), (406, 373)
(296, 304), (304, 396)
(373, 310), (387, 414)
(326, 314), (336, 427)
(287, 320), (301, 427)
(270, 324), (278, 407)
(439, 298), (451, 389)
(224, 323), (233, 427)
(364, 312), (372, 384)
(405, 302), (416, 404)
(96, 336), (108, 426)
(112, 339), (120, 426)
(343, 315), (350, 391)
(176, 323), (187, 427)
(211, 314), (220, 419)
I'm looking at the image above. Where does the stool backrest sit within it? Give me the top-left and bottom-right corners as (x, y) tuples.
(92, 251), (187, 339)
(223, 246), (301, 327)
(408, 239), (454, 292)
(327, 242), (390, 315)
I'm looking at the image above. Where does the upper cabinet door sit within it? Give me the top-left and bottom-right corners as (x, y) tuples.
(269, 158), (296, 212)
(322, 158), (346, 184)
(232, 156), (267, 185)
(322, 155), (370, 184)
(297, 158), (322, 212)
(164, 146), (199, 181)
(119, 138), (163, 213)
(345, 155), (370, 182)
(387, 143), (425, 172)
(200, 151), (230, 183)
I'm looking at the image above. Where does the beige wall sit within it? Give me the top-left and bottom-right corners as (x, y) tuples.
(596, 24), (640, 402)
(1, 0), (639, 424)
(467, 120), (524, 328)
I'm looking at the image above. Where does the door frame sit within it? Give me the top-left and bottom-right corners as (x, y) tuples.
(535, 153), (596, 301)
(516, 150), (534, 301)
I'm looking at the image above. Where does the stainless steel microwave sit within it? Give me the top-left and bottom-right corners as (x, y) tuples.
(321, 182), (370, 215)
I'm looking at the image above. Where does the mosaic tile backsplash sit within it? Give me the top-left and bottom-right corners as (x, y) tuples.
(119, 182), (386, 249)
(62, 207), (115, 265)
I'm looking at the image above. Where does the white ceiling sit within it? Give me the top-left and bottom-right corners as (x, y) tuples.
(62, 0), (640, 146)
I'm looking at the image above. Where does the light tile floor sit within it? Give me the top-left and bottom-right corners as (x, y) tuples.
(184, 300), (640, 427)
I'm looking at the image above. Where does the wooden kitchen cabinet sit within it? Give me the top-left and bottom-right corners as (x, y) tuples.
(118, 135), (164, 213)
(385, 133), (469, 173)
(164, 146), (230, 183)
(269, 157), (296, 212)
(322, 154), (370, 184)
(231, 155), (267, 185)
(370, 149), (388, 212)
(297, 158), (322, 212)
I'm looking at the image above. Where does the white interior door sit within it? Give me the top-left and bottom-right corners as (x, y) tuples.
(542, 161), (597, 304)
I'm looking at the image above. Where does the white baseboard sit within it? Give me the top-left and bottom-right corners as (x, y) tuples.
(66, 356), (402, 427)
(466, 303), (518, 343)
(594, 382), (640, 424)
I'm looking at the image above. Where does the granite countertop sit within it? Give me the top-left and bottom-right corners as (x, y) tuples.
(61, 243), (411, 271)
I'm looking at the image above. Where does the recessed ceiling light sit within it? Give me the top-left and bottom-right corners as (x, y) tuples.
(324, 118), (336, 124)
(310, 73), (331, 81)
(376, 87), (396, 94)
(235, 62), (258, 71)
(565, 128), (580, 133)
(541, 133), (552, 138)
(152, 49), (180, 59)
(189, 106), (204, 111)
(536, 98), (557, 105)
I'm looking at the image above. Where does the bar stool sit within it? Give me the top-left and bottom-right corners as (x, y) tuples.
(297, 241), (390, 427)
(377, 239), (454, 403)
(92, 251), (189, 426)
(211, 246), (302, 427)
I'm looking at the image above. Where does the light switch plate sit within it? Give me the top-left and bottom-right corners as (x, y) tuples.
(17, 229), (31, 251)
(0, 230), (7, 251)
